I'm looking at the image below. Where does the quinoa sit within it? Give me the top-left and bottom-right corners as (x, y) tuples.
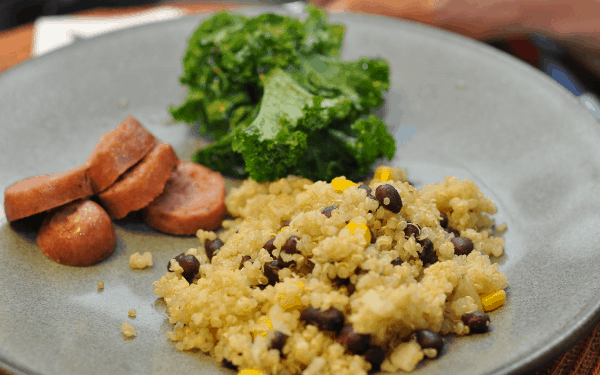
(121, 322), (136, 337)
(153, 168), (508, 374)
(129, 251), (153, 269)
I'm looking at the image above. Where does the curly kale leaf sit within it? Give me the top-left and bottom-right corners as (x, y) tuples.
(229, 67), (394, 182)
(169, 4), (344, 138)
(178, 5), (396, 182)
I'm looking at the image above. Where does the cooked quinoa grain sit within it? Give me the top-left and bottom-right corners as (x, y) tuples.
(129, 251), (153, 269)
(153, 169), (508, 374)
(121, 322), (136, 337)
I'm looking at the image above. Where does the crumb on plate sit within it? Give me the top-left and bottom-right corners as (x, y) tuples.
(129, 251), (153, 269)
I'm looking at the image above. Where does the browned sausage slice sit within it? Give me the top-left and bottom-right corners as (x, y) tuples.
(84, 115), (156, 194)
(36, 199), (117, 266)
(141, 162), (226, 235)
(3, 165), (93, 222)
(98, 141), (179, 219)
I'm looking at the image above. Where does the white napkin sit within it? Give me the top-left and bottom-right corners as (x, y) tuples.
(32, 6), (184, 56)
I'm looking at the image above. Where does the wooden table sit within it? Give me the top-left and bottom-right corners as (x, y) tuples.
(0, 2), (598, 375)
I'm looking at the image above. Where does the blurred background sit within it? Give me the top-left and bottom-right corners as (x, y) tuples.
(1, 0), (598, 109)
(0, 0), (271, 30)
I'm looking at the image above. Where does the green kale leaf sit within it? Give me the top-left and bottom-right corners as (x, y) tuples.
(172, 4), (396, 182)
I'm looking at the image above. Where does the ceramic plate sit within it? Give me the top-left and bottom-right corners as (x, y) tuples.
(1, 6), (600, 375)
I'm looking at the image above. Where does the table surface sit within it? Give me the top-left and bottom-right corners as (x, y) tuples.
(0, 3), (598, 375)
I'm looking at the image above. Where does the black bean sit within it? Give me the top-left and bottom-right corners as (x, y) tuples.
(375, 184), (402, 214)
(461, 311), (491, 333)
(239, 255), (252, 270)
(338, 324), (370, 354)
(321, 205), (337, 218)
(332, 277), (349, 288)
(418, 238), (437, 265)
(280, 220), (291, 229)
(263, 238), (276, 256)
(358, 184), (376, 200)
(300, 307), (345, 332)
(391, 257), (404, 266)
(446, 227), (461, 237)
(277, 255), (294, 268)
(451, 236), (474, 256)
(363, 346), (386, 373)
(168, 253), (200, 283)
(439, 212), (449, 228)
(332, 277), (356, 296)
(281, 236), (300, 254)
(205, 238), (224, 262)
(404, 222), (420, 238)
(222, 358), (237, 370)
(346, 283), (356, 296)
(369, 229), (376, 244)
(269, 331), (288, 352)
(263, 261), (281, 285)
(412, 330), (444, 355)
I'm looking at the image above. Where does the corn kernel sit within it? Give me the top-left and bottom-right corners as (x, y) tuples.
(279, 281), (305, 310)
(345, 222), (371, 243)
(254, 316), (273, 338)
(481, 290), (506, 312)
(280, 295), (303, 310)
(374, 166), (393, 181)
(331, 177), (357, 192)
(238, 370), (266, 375)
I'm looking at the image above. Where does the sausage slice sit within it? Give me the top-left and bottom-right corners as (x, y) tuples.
(36, 199), (117, 266)
(142, 162), (226, 235)
(3, 165), (93, 222)
(98, 141), (179, 219)
(84, 115), (155, 194)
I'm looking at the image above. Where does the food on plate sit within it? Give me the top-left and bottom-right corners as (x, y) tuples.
(121, 322), (136, 337)
(170, 4), (395, 182)
(153, 167), (508, 374)
(98, 141), (179, 219)
(84, 115), (156, 194)
(142, 162), (227, 235)
(128, 309), (137, 318)
(36, 199), (116, 267)
(3, 165), (93, 222)
(3, 114), (229, 266)
(98, 281), (105, 290)
(129, 251), (153, 269)
(167, 253), (201, 283)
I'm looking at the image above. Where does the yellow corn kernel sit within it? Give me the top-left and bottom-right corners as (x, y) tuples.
(280, 295), (303, 310)
(279, 281), (304, 310)
(374, 166), (393, 181)
(252, 316), (273, 338)
(238, 370), (266, 375)
(481, 290), (506, 312)
(345, 222), (371, 244)
(331, 177), (357, 192)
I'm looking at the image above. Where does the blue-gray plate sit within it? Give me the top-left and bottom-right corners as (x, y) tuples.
(1, 5), (600, 375)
